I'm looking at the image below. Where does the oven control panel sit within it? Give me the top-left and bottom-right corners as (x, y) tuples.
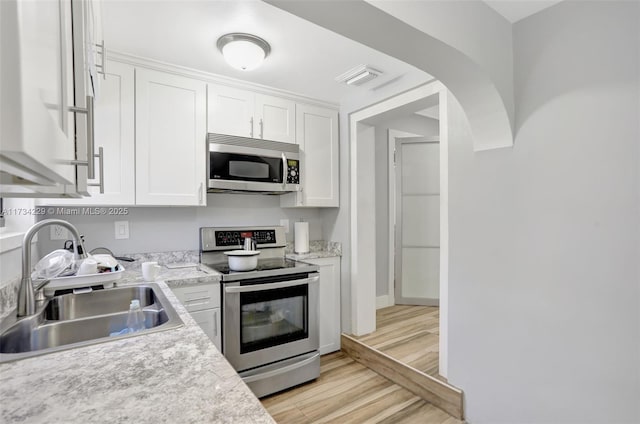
(201, 226), (286, 251)
(214, 230), (276, 247)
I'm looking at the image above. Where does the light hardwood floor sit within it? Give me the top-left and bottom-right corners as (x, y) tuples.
(354, 305), (442, 380)
(261, 351), (462, 424)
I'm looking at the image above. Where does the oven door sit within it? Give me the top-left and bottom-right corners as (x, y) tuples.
(223, 273), (319, 372)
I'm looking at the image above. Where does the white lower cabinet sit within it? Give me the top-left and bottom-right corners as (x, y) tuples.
(305, 256), (341, 354)
(189, 308), (221, 351)
(171, 282), (221, 350)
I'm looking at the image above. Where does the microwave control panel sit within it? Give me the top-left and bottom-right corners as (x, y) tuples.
(287, 159), (299, 184)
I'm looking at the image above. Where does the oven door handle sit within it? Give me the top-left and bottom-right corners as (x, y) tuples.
(224, 275), (319, 293)
(241, 352), (320, 383)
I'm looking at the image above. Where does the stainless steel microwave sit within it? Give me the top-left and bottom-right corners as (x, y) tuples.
(207, 133), (301, 194)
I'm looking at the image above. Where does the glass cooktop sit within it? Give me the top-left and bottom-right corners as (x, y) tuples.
(204, 257), (316, 278)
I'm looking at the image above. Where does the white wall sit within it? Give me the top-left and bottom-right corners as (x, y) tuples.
(38, 194), (323, 255)
(447, 1), (639, 422)
(372, 115), (439, 297)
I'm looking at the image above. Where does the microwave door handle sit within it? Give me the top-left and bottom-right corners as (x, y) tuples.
(281, 153), (288, 189)
(224, 275), (319, 293)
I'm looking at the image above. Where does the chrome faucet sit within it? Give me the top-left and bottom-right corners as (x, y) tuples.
(17, 219), (87, 317)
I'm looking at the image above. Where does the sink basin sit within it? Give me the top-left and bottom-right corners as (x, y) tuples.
(0, 284), (183, 363)
(45, 286), (157, 320)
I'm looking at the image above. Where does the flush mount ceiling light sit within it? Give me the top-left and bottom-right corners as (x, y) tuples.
(217, 33), (271, 71)
(335, 64), (382, 86)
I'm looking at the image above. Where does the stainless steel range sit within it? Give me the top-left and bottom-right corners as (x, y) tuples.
(200, 226), (320, 398)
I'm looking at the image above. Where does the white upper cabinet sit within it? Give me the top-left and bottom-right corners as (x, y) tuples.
(88, 61), (135, 204)
(0, 0), (106, 197)
(282, 104), (339, 207)
(41, 60), (135, 206)
(254, 94), (296, 143)
(208, 85), (254, 138)
(136, 69), (207, 206)
(208, 84), (295, 144)
(1, 0), (77, 194)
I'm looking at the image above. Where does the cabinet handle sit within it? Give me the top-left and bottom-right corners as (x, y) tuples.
(86, 147), (104, 194)
(199, 182), (204, 204)
(95, 41), (106, 80)
(213, 310), (217, 337)
(259, 118), (264, 139)
(250, 117), (254, 138)
(68, 95), (96, 179)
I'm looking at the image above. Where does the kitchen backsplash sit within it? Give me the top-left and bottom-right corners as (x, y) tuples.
(0, 278), (19, 321)
(37, 194), (324, 255)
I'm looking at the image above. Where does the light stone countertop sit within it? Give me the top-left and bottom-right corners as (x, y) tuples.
(286, 251), (341, 261)
(285, 240), (342, 261)
(118, 262), (222, 288)
(0, 280), (275, 424)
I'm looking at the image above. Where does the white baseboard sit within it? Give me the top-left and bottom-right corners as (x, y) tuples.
(376, 295), (393, 309)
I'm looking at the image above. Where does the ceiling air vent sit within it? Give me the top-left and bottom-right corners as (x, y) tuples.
(335, 65), (382, 86)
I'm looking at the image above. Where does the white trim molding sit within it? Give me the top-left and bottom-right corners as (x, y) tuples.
(376, 295), (392, 309)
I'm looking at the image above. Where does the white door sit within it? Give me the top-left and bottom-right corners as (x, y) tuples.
(208, 84), (254, 138)
(136, 68), (206, 206)
(254, 94), (296, 143)
(395, 137), (440, 306)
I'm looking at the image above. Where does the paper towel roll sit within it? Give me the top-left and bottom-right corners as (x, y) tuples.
(294, 222), (309, 254)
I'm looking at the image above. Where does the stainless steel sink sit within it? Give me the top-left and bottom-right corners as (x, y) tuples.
(45, 286), (157, 320)
(0, 284), (183, 363)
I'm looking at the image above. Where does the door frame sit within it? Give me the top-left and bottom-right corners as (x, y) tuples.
(393, 136), (441, 306)
(349, 80), (450, 377)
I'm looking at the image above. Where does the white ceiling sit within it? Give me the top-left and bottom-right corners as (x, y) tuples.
(483, 0), (565, 23)
(101, 0), (431, 104)
(102, 1), (566, 104)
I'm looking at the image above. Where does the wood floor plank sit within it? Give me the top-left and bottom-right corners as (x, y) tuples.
(341, 334), (464, 419)
(261, 352), (462, 424)
(355, 305), (443, 378)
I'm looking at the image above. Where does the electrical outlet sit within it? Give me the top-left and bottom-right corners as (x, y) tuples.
(50, 225), (68, 240)
(280, 219), (290, 233)
(115, 221), (129, 240)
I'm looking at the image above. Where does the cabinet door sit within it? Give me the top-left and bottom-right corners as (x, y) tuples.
(85, 61), (135, 204)
(1, 0), (77, 189)
(172, 283), (221, 312)
(254, 94), (296, 143)
(41, 60), (135, 206)
(208, 84), (254, 138)
(136, 68), (207, 206)
(69, 0), (103, 196)
(305, 257), (341, 354)
(282, 104), (339, 207)
(189, 308), (222, 351)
